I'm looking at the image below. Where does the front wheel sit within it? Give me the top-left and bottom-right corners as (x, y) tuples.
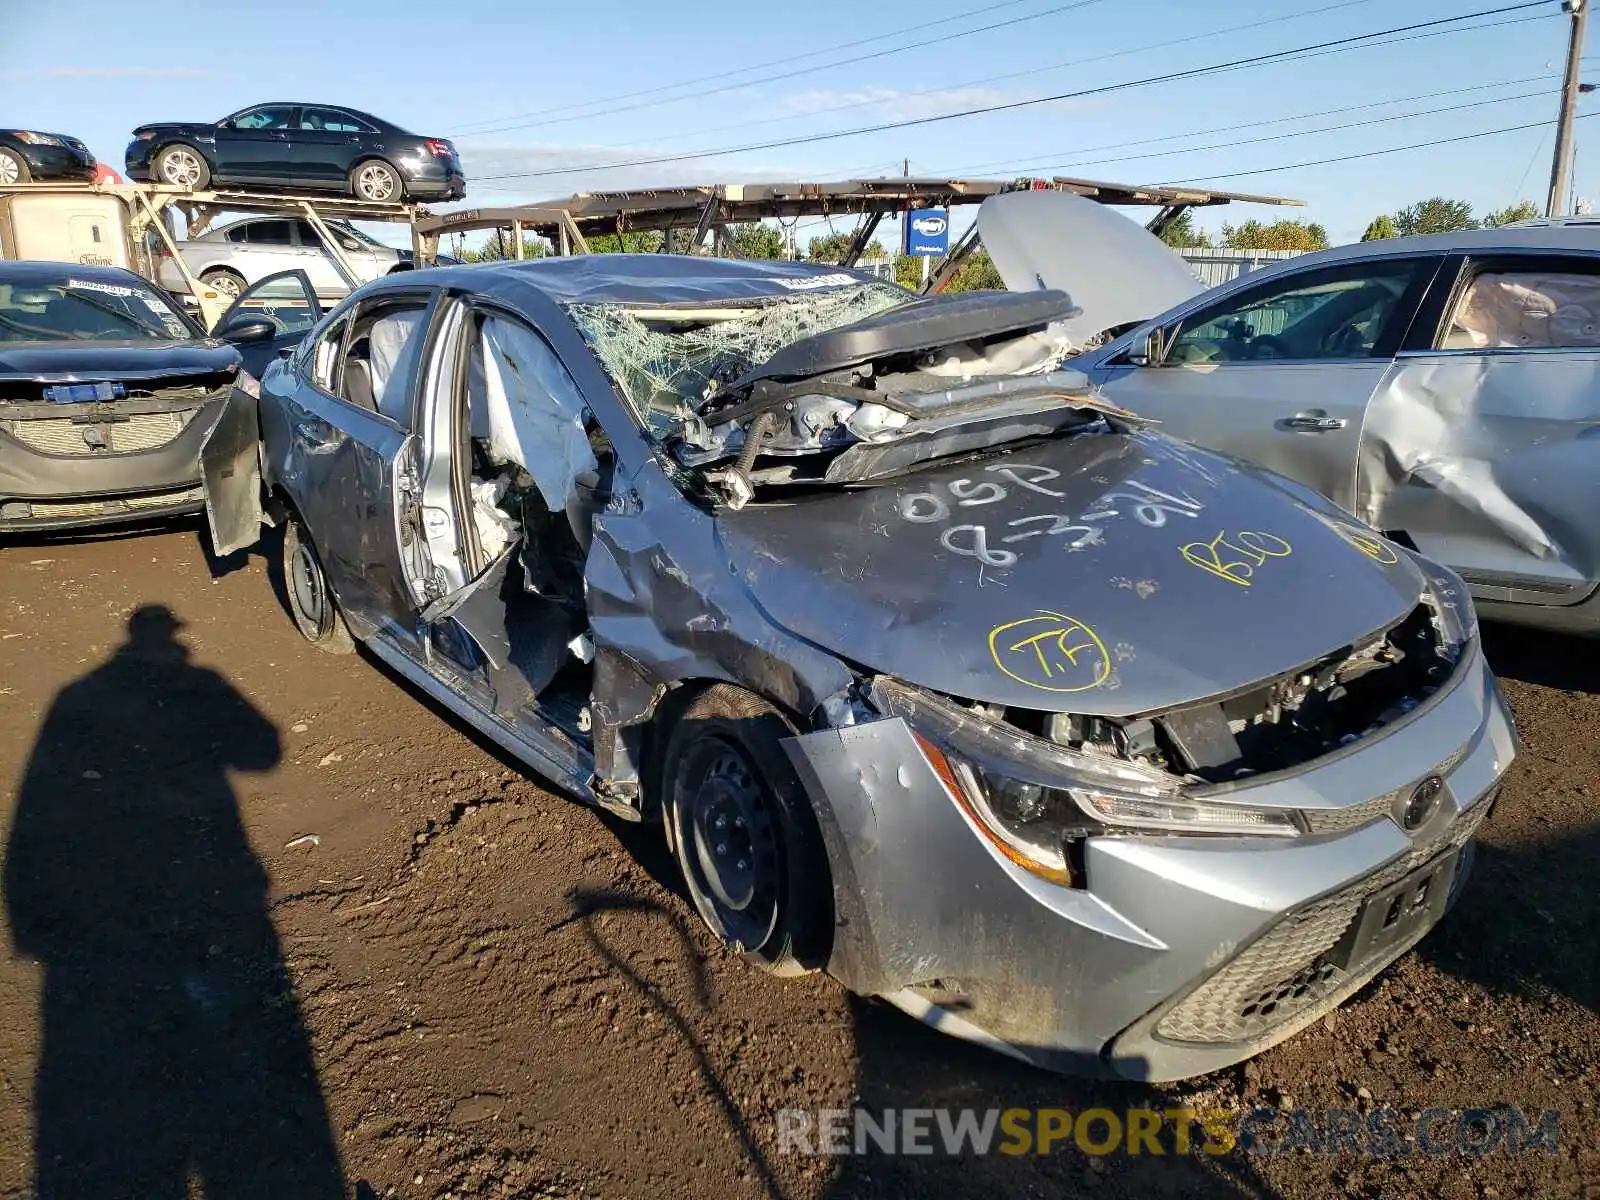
(660, 685), (831, 976)
(0, 149), (30, 185)
(283, 520), (354, 654)
(350, 160), (402, 202)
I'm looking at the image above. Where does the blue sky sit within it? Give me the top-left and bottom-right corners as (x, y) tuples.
(1, 0), (1593, 249)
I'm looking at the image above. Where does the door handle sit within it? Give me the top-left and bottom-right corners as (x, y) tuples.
(1282, 414), (1347, 432)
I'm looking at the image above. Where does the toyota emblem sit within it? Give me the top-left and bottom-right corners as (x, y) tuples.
(1403, 776), (1445, 831)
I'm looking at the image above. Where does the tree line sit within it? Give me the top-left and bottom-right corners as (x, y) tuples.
(453, 193), (1549, 284)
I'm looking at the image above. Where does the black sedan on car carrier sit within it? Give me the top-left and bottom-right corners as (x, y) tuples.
(0, 261), (262, 532)
(125, 103), (465, 201)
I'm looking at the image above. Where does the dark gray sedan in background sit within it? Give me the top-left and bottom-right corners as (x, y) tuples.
(202, 256), (1514, 1080)
(0, 262), (251, 532)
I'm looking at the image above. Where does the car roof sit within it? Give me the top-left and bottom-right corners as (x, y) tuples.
(234, 102), (388, 124)
(367, 254), (888, 306)
(1240, 222), (1600, 276)
(0, 261), (153, 287)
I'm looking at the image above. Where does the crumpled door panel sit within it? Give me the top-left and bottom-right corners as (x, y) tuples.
(1357, 352), (1600, 602)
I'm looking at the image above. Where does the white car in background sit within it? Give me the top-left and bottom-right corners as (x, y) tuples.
(158, 216), (422, 300)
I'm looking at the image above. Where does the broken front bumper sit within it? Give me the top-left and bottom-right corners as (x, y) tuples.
(0, 395), (225, 531)
(782, 646), (1514, 1081)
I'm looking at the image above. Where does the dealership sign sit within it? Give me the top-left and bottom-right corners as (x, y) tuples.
(903, 208), (950, 257)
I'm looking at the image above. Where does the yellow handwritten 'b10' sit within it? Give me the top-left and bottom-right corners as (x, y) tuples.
(1179, 530), (1293, 587)
(988, 611), (1112, 693)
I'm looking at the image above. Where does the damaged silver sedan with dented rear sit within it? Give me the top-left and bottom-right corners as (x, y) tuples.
(202, 257), (1516, 1080)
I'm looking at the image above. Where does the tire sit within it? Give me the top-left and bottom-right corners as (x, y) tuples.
(660, 685), (831, 976)
(283, 520), (354, 654)
(350, 159), (402, 203)
(199, 267), (245, 300)
(154, 144), (210, 190)
(0, 149), (30, 186)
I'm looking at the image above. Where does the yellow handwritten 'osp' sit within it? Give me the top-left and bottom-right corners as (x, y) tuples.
(988, 611), (1112, 692)
(1179, 530), (1293, 587)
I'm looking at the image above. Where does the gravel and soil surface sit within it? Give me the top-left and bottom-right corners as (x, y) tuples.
(0, 520), (1596, 1199)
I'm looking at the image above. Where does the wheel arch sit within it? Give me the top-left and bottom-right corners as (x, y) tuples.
(151, 139), (216, 173)
(348, 155), (404, 198)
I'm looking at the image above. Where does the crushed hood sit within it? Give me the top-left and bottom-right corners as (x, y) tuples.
(0, 340), (239, 383)
(977, 190), (1203, 345)
(715, 432), (1426, 717)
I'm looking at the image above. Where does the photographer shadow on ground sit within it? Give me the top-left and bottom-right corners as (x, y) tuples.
(3, 604), (345, 1199)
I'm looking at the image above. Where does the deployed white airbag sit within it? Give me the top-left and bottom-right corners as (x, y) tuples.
(370, 310), (421, 421)
(478, 316), (598, 513)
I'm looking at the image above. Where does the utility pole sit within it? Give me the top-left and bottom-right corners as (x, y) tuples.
(1548, 0), (1589, 216)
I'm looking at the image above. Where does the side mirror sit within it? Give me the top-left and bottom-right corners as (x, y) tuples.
(216, 315), (277, 343)
(339, 238), (362, 252)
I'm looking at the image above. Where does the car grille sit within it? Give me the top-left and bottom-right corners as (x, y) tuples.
(1155, 789), (1493, 1046)
(5, 411), (192, 456)
(0, 486), (204, 522)
(1299, 741), (1470, 836)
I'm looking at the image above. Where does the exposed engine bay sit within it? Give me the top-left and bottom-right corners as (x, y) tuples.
(972, 600), (1462, 789)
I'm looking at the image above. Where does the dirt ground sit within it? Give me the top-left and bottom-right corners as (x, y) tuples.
(0, 519), (1597, 1200)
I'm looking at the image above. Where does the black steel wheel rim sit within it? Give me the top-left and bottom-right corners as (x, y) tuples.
(679, 737), (782, 953)
(290, 539), (329, 636)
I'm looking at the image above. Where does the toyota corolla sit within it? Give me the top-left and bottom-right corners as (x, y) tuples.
(202, 256), (1516, 1080)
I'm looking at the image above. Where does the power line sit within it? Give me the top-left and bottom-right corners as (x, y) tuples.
(941, 73), (1558, 175)
(602, 0), (1384, 153)
(1167, 112), (1599, 184)
(940, 83), (1558, 178)
(452, 0), (1038, 130)
(459, 0), (1111, 138)
(474, 2), (1556, 182)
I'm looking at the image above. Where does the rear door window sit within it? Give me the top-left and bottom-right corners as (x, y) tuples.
(244, 221), (294, 247)
(312, 316), (350, 394)
(1442, 260), (1600, 349)
(299, 108), (374, 134)
(339, 297), (431, 421)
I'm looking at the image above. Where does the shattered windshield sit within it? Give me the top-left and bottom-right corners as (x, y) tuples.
(568, 279), (1116, 509)
(567, 281), (909, 437)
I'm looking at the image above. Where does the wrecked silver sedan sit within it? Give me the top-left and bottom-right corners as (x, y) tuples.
(203, 256), (1515, 1080)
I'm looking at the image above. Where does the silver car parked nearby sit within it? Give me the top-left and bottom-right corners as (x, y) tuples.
(158, 216), (415, 301)
(983, 191), (1600, 635)
(201, 257), (1514, 1080)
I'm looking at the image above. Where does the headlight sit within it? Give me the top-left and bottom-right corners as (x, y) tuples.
(12, 131), (64, 146)
(1413, 555), (1476, 657)
(869, 679), (1301, 886)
